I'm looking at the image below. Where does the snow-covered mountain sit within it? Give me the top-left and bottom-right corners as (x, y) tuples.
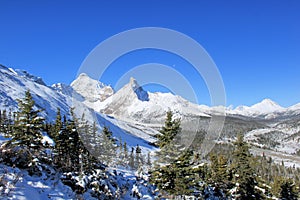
(230, 99), (285, 118)
(0, 64), (71, 120)
(0, 65), (157, 153)
(68, 73), (300, 156)
(1, 65), (300, 159)
(71, 73), (114, 106)
(72, 75), (210, 124)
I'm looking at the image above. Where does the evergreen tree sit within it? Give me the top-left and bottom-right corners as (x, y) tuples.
(272, 176), (298, 200)
(91, 121), (97, 144)
(208, 153), (231, 198)
(231, 134), (258, 199)
(155, 111), (183, 165)
(156, 111), (181, 148)
(0, 110), (9, 135)
(54, 108), (62, 135)
(173, 150), (194, 196)
(12, 90), (44, 150)
(95, 126), (116, 166)
(146, 152), (151, 167)
(150, 150), (194, 197)
(129, 147), (135, 169)
(135, 144), (142, 168)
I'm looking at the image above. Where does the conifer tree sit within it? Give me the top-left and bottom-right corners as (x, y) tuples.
(123, 142), (128, 160)
(135, 144), (142, 168)
(279, 178), (298, 200)
(49, 108), (62, 144)
(91, 121), (97, 144)
(12, 90), (44, 150)
(208, 153), (231, 198)
(146, 152), (151, 167)
(96, 126), (116, 166)
(155, 111), (183, 165)
(150, 150), (194, 197)
(231, 134), (258, 199)
(156, 111), (181, 148)
(0, 110), (9, 135)
(272, 176), (298, 200)
(173, 150), (194, 196)
(129, 147), (135, 169)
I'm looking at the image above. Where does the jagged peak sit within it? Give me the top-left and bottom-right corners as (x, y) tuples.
(71, 73), (114, 102)
(127, 77), (149, 101)
(15, 68), (47, 86)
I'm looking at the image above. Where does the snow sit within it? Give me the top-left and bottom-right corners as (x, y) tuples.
(1, 64), (300, 196)
(91, 76), (210, 124)
(0, 65), (71, 121)
(0, 65), (159, 156)
(71, 73), (114, 103)
(0, 164), (76, 200)
(229, 99), (285, 117)
(42, 134), (55, 146)
(0, 134), (9, 144)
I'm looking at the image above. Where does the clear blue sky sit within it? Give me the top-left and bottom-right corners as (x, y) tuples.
(0, 0), (299, 107)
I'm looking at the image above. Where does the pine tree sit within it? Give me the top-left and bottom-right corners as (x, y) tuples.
(156, 111), (181, 148)
(49, 108), (62, 143)
(155, 111), (183, 165)
(135, 144), (142, 168)
(129, 147), (135, 169)
(173, 150), (194, 196)
(231, 134), (258, 199)
(272, 176), (298, 200)
(92, 121), (97, 144)
(150, 150), (194, 197)
(66, 117), (82, 171)
(95, 126), (116, 166)
(208, 153), (231, 198)
(12, 90), (44, 150)
(146, 152), (151, 167)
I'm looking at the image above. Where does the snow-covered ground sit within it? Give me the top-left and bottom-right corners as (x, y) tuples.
(0, 164), (76, 200)
(250, 147), (300, 168)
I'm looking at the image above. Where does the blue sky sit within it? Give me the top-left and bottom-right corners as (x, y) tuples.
(0, 0), (299, 107)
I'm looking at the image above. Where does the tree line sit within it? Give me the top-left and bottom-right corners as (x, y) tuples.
(150, 111), (300, 199)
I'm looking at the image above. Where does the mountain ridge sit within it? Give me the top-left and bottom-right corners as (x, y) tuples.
(70, 73), (299, 121)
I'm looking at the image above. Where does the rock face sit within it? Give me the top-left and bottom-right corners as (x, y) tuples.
(98, 77), (209, 124)
(71, 73), (114, 103)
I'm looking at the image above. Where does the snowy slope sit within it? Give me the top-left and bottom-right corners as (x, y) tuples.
(1, 64), (300, 158)
(0, 65), (158, 153)
(71, 73), (300, 123)
(0, 164), (77, 200)
(93, 77), (210, 124)
(0, 65), (71, 120)
(230, 99), (285, 118)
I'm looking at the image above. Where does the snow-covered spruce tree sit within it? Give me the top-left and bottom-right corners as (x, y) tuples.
(53, 107), (62, 140)
(151, 111), (198, 197)
(230, 134), (260, 199)
(150, 150), (195, 198)
(95, 126), (116, 166)
(12, 90), (44, 150)
(208, 153), (231, 199)
(53, 109), (85, 172)
(135, 144), (142, 168)
(272, 176), (298, 200)
(0, 110), (11, 136)
(155, 111), (183, 166)
(156, 111), (181, 148)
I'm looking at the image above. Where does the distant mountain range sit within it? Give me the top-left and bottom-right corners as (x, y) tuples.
(1, 64), (300, 166)
(69, 71), (300, 123)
